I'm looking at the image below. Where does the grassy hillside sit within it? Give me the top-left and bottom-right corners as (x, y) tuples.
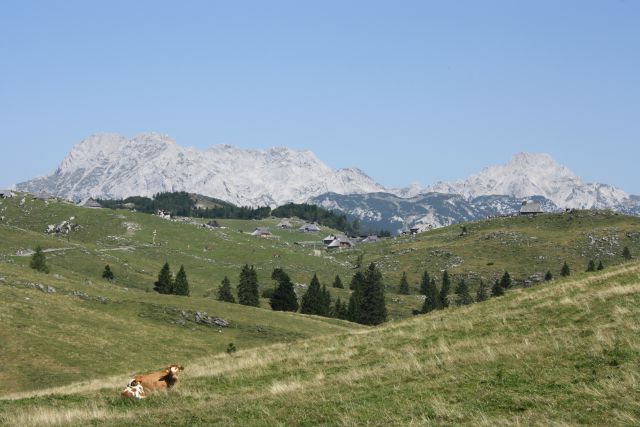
(0, 261), (360, 395)
(340, 210), (640, 295)
(2, 261), (638, 425)
(0, 194), (367, 395)
(1, 193), (640, 404)
(2, 195), (639, 322)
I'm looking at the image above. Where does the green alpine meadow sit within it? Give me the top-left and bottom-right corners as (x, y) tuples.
(1, 193), (639, 425)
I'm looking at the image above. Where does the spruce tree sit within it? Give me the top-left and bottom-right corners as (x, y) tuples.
(439, 270), (451, 308)
(30, 246), (49, 273)
(154, 262), (173, 294)
(332, 274), (344, 289)
(321, 284), (332, 315)
(102, 264), (114, 281)
(238, 264), (260, 306)
(398, 272), (410, 294)
(173, 265), (190, 296)
(269, 268), (299, 312)
(476, 280), (488, 302)
(217, 276), (236, 303)
(491, 278), (504, 297)
(561, 261), (571, 277)
(356, 263), (387, 325)
(586, 260), (596, 272)
(455, 279), (473, 305)
(333, 297), (348, 319)
(419, 271), (430, 295)
(597, 261), (604, 271)
(421, 275), (440, 313)
(349, 271), (365, 290)
(500, 271), (512, 290)
(301, 274), (330, 316)
(545, 270), (553, 281)
(347, 271), (364, 322)
(622, 246), (632, 260)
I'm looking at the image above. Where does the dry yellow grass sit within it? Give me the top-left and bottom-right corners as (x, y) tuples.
(2, 262), (639, 426)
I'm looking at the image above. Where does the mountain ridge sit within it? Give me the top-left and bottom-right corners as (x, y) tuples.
(16, 133), (388, 207)
(14, 134), (639, 228)
(427, 152), (629, 209)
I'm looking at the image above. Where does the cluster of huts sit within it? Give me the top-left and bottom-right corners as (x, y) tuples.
(0, 190), (105, 210)
(248, 218), (382, 250)
(250, 220), (322, 238)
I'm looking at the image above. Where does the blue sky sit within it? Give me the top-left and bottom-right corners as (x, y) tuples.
(1, 0), (639, 193)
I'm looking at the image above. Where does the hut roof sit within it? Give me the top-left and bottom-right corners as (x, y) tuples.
(251, 227), (272, 236)
(520, 201), (543, 214)
(82, 198), (102, 208)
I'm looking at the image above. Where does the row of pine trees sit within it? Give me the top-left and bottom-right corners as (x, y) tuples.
(28, 240), (633, 326)
(215, 263), (387, 325)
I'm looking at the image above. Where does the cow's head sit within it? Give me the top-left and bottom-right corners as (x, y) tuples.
(165, 364), (184, 375)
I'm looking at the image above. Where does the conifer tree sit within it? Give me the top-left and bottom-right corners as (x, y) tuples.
(455, 278), (473, 305)
(321, 284), (331, 315)
(217, 276), (235, 303)
(476, 280), (488, 302)
(622, 246), (632, 260)
(398, 271), (410, 294)
(439, 270), (451, 308)
(354, 263), (387, 325)
(419, 271), (430, 295)
(561, 261), (571, 277)
(597, 261), (604, 271)
(30, 246), (49, 273)
(102, 264), (114, 281)
(545, 270), (553, 281)
(586, 260), (596, 272)
(301, 274), (330, 315)
(173, 265), (190, 296)
(269, 268), (298, 312)
(154, 262), (173, 294)
(491, 278), (504, 297)
(332, 274), (344, 289)
(500, 271), (512, 290)
(333, 297), (348, 319)
(349, 271), (365, 290)
(238, 264), (260, 306)
(347, 271), (364, 322)
(421, 274), (440, 313)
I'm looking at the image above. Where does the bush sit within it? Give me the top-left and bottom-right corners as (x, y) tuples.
(102, 265), (114, 281)
(226, 343), (237, 354)
(30, 246), (49, 273)
(561, 262), (571, 277)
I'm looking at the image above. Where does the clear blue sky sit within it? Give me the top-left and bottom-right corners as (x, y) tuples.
(1, 0), (639, 193)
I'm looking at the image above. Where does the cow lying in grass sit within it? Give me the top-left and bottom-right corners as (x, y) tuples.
(133, 364), (184, 392)
(121, 378), (146, 400)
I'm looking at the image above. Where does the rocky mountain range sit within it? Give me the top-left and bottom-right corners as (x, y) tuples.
(15, 133), (640, 232)
(427, 152), (629, 210)
(16, 133), (386, 207)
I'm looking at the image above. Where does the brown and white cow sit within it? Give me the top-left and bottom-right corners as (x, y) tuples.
(133, 364), (184, 392)
(121, 378), (146, 399)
